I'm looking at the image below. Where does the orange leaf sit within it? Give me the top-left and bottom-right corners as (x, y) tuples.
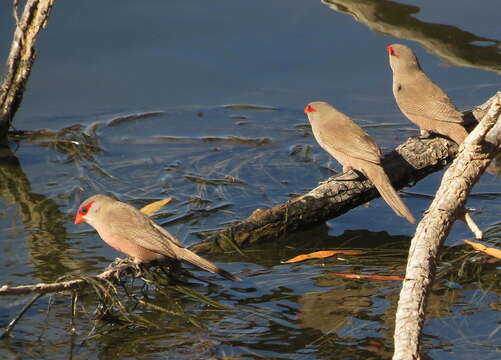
(140, 198), (173, 216)
(283, 250), (367, 263)
(333, 273), (404, 281)
(464, 239), (501, 260)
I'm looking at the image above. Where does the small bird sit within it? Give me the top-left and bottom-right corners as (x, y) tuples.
(304, 101), (415, 223)
(387, 43), (468, 144)
(74, 194), (240, 281)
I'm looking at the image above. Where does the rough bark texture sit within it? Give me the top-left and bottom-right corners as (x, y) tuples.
(0, 0), (55, 143)
(392, 93), (501, 360)
(191, 135), (460, 253)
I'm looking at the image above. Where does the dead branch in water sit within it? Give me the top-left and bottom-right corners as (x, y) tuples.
(191, 135), (461, 254)
(392, 92), (501, 360)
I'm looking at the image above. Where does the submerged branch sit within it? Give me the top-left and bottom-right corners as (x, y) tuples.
(393, 92), (501, 360)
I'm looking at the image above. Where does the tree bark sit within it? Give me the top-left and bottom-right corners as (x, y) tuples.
(191, 135), (461, 254)
(0, 0), (55, 144)
(392, 92), (501, 360)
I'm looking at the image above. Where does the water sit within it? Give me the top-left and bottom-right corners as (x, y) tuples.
(0, 0), (500, 359)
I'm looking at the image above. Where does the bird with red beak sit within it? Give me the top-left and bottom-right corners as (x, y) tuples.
(304, 101), (415, 224)
(75, 194), (240, 281)
(387, 43), (468, 144)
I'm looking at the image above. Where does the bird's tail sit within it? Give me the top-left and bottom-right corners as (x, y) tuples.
(365, 164), (416, 224)
(447, 124), (468, 144)
(178, 247), (241, 281)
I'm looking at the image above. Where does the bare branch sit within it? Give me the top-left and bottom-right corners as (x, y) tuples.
(0, 262), (133, 296)
(0, 0), (55, 143)
(393, 92), (501, 360)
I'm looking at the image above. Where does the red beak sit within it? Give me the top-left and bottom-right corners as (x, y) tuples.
(74, 213), (84, 224)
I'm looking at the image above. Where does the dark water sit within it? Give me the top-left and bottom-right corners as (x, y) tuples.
(0, 0), (500, 359)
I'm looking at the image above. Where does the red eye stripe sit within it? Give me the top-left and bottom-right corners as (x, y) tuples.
(79, 200), (94, 215)
(386, 45), (398, 57)
(304, 104), (316, 114)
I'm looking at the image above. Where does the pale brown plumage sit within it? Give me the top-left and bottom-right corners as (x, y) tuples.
(304, 101), (415, 223)
(74, 194), (240, 281)
(387, 43), (468, 144)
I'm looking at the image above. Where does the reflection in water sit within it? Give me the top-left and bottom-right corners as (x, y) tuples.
(323, 0), (501, 73)
(1, 102), (499, 359)
(0, 147), (89, 281)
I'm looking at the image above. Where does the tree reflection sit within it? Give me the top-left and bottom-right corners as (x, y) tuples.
(0, 146), (89, 281)
(323, 0), (501, 73)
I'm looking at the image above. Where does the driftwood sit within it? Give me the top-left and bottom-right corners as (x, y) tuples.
(0, 0), (55, 143)
(392, 93), (501, 360)
(191, 136), (464, 254)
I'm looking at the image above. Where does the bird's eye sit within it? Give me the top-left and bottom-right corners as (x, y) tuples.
(78, 200), (94, 215)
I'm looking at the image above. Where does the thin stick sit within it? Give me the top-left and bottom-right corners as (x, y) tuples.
(1, 293), (44, 338)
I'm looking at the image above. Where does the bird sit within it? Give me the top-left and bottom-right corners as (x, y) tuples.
(304, 101), (415, 223)
(387, 43), (468, 144)
(74, 194), (240, 281)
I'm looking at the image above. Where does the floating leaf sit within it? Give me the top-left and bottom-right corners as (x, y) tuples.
(140, 198), (173, 216)
(283, 250), (367, 263)
(464, 239), (501, 259)
(333, 273), (404, 281)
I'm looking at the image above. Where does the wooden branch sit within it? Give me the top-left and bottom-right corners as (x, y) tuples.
(0, 0), (55, 143)
(392, 92), (501, 360)
(191, 136), (460, 254)
(0, 262), (132, 296)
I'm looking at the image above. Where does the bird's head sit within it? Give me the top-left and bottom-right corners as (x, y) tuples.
(74, 194), (114, 225)
(386, 43), (421, 72)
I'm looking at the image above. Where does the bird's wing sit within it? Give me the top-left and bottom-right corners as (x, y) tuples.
(398, 74), (464, 124)
(106, 202), (184, 258)
(314, 113), (382, 165)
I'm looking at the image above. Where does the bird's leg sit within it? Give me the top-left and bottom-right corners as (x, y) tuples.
(336, 166), (361, 181)
(419, 129), (432, 139)
(319, 166), (360, 185)
(341, 166), (371, 208)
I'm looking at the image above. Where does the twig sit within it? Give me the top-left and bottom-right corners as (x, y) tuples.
(1, 293), (44, 338)
(0, 262), (132, 296)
